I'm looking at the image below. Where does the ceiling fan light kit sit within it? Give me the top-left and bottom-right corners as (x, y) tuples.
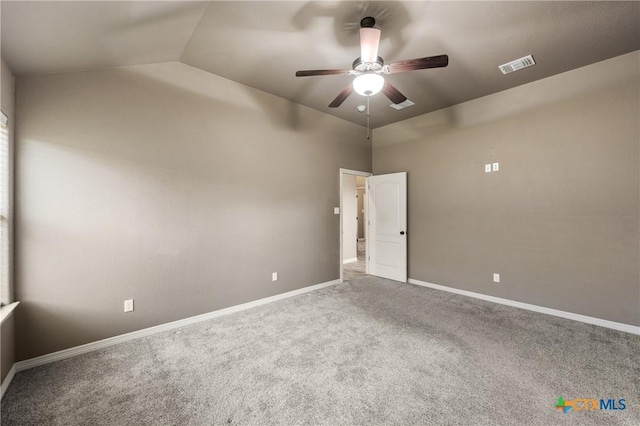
(353, 73), (385, 96)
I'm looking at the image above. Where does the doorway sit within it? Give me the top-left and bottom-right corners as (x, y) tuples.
(340, 169), (372, 282)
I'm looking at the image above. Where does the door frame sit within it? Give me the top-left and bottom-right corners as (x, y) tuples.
(339, 168), (372, 283)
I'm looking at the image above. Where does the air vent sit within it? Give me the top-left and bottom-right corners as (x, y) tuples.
(499, 55), (535, 74)
(390, 99), (415, 110)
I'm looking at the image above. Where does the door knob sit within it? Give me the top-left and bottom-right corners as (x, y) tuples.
(400, 231), (405, 235)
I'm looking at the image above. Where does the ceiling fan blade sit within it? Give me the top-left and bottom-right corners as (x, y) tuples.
(360, 27), (381, 63)
(295, 69), (351, 77)
(386, 55), (449, 74)
(328, 84), (354, 108)
(382, 82), (408, 104)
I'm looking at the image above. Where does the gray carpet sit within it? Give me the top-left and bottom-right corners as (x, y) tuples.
(343, 241), (366, 281)
(2, 277), (639, 425)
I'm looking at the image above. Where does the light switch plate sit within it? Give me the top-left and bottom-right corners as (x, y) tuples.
(485, 164), (492, 173)
(334, 207), (340, 214)
(492, 162), (500, 172)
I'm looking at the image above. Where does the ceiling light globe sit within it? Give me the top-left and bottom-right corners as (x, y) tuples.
(353, 73), (384, 96)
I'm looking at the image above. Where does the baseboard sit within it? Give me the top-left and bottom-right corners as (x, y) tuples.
(15, 279), (342, 372)
(1, 364), (16, 399)
(408, 278), (640, 335)
(343, 258), (358, 264)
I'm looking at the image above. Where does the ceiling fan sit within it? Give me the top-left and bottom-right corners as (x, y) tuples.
(295, 17), (448, 108)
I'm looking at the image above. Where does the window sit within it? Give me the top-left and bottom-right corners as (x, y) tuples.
(0, 111), (9, 305)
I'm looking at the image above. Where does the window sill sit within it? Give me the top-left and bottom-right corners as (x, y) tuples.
(0, 301), (19, 326)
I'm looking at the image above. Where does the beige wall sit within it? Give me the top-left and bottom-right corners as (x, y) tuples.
(1, 57), (16, 383)
(357, 191), (365, 240)
(356, 176), (366, 240)
(373, 52), (640, 326)
(15, 62), (371, 360)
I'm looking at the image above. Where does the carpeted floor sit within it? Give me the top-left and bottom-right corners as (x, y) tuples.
(2, 277), (639, 425)
(343, 241), (366, 281)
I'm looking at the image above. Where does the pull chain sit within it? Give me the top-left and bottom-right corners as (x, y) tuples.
(366, 96), (371, 140)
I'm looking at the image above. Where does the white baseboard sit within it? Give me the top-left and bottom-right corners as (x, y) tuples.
(343, 258), (358, 264)
(1, 364), (16, 399)
(15, 279), (342, 373)
(408, 278), (640, 335)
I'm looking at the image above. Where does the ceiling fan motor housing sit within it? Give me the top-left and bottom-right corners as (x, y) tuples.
(353, 56), (384, 72)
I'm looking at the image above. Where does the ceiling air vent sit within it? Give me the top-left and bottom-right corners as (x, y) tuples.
(499, 55), (535, 74)
(390, 99), (415, 110)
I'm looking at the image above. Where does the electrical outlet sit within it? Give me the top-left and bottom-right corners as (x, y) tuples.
(124, 299), (134, 312)
(334, 207), (340, 215)
(492, 162), (500, 172)
(272, 272), (278, 282)
(485, 164), (492, 173)
(493, 273), (500, 283)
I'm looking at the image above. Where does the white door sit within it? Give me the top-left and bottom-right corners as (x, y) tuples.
(367, 172), (407, 282)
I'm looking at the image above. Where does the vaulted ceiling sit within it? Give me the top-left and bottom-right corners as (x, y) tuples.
(2, 1), (639, 128)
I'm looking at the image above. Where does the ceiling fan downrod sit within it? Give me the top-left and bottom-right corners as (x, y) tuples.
(366, 96), (371, 140)
(360, 17), (376, 28)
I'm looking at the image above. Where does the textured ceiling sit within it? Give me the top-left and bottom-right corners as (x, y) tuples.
(2, 1), (639, 128)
